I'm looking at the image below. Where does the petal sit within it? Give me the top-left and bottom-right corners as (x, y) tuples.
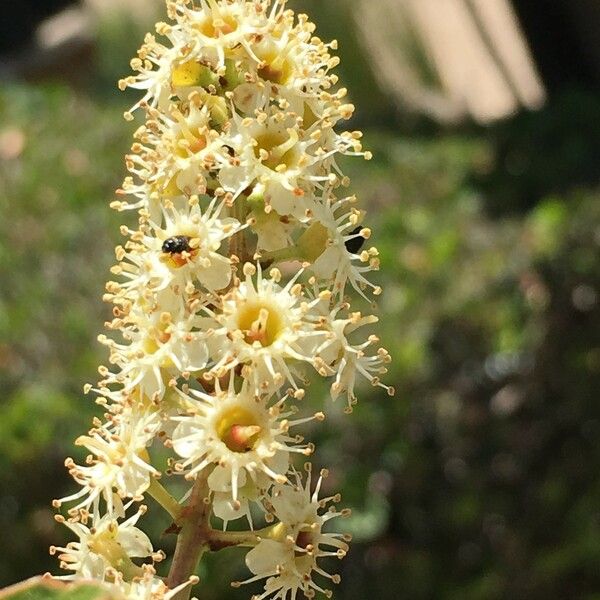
(212, 492), (249, 522)
(117, 526), (154, 558)
(208, 464), (247, 492)
(245, 539), (289, 576)
(197, 254), (232, 291)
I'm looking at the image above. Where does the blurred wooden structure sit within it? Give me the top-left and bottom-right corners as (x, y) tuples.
(352, 0), (546, 124)
(3, 0), (600, 125)
(0, 0), (159, 84)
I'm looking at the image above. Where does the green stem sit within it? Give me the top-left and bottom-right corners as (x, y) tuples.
(147, 478), (181, 520)
(207, 523), (278, 550)
(167, 474), (211, 600)
(259, 246), (298, 263)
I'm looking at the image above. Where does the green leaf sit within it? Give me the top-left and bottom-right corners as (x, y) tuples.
(0, 578), (117, 600)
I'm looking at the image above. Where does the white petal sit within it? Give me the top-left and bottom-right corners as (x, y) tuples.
(117, 526), (153, 558)
(208, 464), (247, 492)
(197, 253), (232, 291)
(212, 492), (249, 522)
(245, 539), (289, 576)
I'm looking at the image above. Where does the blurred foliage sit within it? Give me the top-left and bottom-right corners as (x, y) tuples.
(0, 85), (127, 582)
(1, 5), (599, 600)
(0, 578), (114, 600)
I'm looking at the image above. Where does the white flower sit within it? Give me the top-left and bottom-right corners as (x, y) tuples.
(246, 184), (296, 252)
(239, 469), (349, 600)
(122, 101), (231, 216)
(117, 198), (242, 298)
(119, 33), (182, 112)
(105, 565), (198, 600)
(120, 0), (340, 113)
(205, 263), (325, 391)
(299, 194), (381, 298)
(219, 108), (327, 220)
(210, 470), (269, 528)
(311, 303), (394, 410)
(51, 506), (153, 581)
(171, 378), (320, 510)
(55, 409), (160, 513)
(99, 300), (209, 401)
(176, 0), (274, 65)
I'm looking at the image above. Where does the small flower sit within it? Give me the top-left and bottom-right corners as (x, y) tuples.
(247, 192), (295, 252)
(311, 303), (394, 410)
(238, 468), (349, 600)
(111, 565), (198, 600)
(55, 410), (160, 513)
(219, 108), (324, 219)
(299, 194), (381, 298)
(122, 101), (230, 214)
(50, 505), (153, 581)
(171, 378), (320, 511)
(211, 470), (268, 527)
(205, 263), (325, 391)
(117, 198), (243, 296)
(99, 301), (209, 400)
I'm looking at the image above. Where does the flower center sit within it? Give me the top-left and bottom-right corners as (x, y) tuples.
(196, 13), (238, 38)
(142, 323), (172, 365)
(216, 406), (262, 453)
(254, 131), (299, 171)
(256, 46), (294, 85)
(152, 174), (182, 198)
(88, 524), (124, 564)
(237, 302), (284, 346)
(295, 528), (314, 551)
(174, 128), (207, 158)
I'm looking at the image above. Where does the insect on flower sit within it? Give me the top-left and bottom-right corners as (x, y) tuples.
(344, 225), (367, 254)
(162, 235), (192, 254)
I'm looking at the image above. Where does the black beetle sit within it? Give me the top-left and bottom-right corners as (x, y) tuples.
(344, 226), (366, 254)
(162, 235), (192, 254)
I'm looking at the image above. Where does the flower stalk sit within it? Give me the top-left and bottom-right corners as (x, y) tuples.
(167, 474), (210, 599)
(147, 478), (181, 521)
(50, 1), (393, 598)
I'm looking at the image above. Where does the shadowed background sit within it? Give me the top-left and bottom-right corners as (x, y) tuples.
(1, 1), (599, 598)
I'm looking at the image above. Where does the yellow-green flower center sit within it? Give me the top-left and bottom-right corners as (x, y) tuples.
(254, 131), (299, 171)
(237, 302), (284, 346)
(216, 406), (262, 453)
(256, 46), (294, 85)
(195, 14), (238, 38)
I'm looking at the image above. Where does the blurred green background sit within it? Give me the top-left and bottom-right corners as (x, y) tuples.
(1, 1), (599, 598)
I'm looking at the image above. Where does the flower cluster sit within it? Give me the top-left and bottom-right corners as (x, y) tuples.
(52, 1), (393, 598)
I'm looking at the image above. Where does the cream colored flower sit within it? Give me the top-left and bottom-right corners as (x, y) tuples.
(298, 194), (381, 298)
(171, 378), (320, 508)
(239, 469), (348, 600)
(111, 565), (198, 600)
(55, 410), (160, 513)
(51, 506), (153, 581)
(211, 470), (269, 527)
(310, 302), (394, 410)
(122, 101), (231, 215)
(247, 193), (295, 252)
(219, 106), (363, 221)
(121, 0), (340, 112)
(205, 263), (325, 391)
(117, 198), (242, 298)
(99, 300), (209, 401)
